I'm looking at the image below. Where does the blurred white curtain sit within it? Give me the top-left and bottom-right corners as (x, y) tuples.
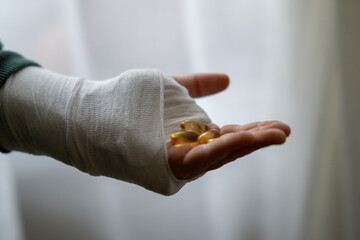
(0, 0), (359, 240)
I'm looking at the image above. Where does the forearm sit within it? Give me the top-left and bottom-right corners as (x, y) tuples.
(0, 67), (78, 162)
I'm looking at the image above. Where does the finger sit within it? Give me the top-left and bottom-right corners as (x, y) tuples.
(183, 131), (255, 177)
(209, 123), (220, 131)
(207, 128), (288, 171)
(248, 121), (291, 137)
(173, 73), (229, 98)
(220, 121), (291, 136)
(252, 128), (287, 146)
(220, 123), (258, 135)
(220, 122), (269, 134)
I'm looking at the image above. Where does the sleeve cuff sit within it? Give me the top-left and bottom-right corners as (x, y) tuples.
(0, 146), (11, 153)
(0, 42), (41, 88)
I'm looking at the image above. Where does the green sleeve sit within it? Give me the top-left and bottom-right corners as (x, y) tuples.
(0, 41), (41, 88)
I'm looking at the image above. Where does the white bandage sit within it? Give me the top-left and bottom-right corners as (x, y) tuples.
(0, 67), (210, 195)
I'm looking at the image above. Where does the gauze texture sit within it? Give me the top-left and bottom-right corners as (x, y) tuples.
(0, 67), (210, 195)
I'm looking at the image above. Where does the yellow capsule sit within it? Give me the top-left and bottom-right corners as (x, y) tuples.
(171, 132), (199, 145)
(198, 129), (220, 144)
(180, 120), (210, 135)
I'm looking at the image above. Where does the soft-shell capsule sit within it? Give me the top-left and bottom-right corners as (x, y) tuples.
(198, 129), (220, 144)
(171, 132), (199, 145)
(180, 120), (210, 135)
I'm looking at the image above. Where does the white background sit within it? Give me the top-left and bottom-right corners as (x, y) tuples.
(0, 0), (359, 239)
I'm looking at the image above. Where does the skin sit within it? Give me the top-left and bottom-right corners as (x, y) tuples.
(169, 74), (291, 180)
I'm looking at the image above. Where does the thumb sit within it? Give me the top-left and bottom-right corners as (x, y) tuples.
(173, 73), (229, 98)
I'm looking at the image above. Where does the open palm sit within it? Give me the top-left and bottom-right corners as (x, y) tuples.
(169, 74), (291, 180)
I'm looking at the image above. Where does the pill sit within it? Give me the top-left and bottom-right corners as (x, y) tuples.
(198, 129), (220, 144)
(171, 132), (199, 145)
(180, 120), (210, 135)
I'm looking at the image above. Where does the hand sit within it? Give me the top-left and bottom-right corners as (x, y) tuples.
(168, 74), (291, 180)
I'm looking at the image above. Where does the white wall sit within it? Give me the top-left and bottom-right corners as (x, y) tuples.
(0, 0), (359, 239)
